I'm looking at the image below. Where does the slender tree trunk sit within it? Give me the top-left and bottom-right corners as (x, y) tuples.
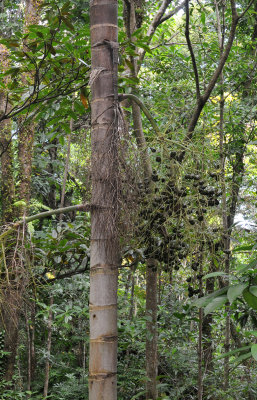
(0, 81), (14, 224)
(43, 296), (54, 399)
(1, 288), (20, 382)
(30, 302), (36, 386)
(18, 0), (42, 213)
(0, 43), (17, 384)
(25, 309), (32, 391)
(26, 300), (36, 392)
(129, 264), (136, 320)
(198, 251), (203, 400)
(1, 0), (42, 383)
(60, 101), (73, 219)
(130, 100), (159, 399)
(89, 1), (119, 399)
(202, 263), (215, 372)
(125, 15), (159, 394)
(146, 260), (158, 400)
(214, 1), (231, 389)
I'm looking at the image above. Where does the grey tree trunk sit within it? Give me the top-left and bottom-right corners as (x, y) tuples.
(89, 1), (119, 399)
(43, 296), (54, 399)
(146, 260), (158, 400)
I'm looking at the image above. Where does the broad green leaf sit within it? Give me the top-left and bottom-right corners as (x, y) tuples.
(193, 287), (228, 308)
(248, 331), (257, 337)
(204, 296), (227, 316)
(203, 271), (227, 279)
(13, 200), (27, 207)
(251, 344), (257, 361)
(131, 390), (146, 400)
(233, 352), (252, 365)
(243, 288), (257, 310)
(46, 43), (56, 55)
(36, 31), (44, 38)
(233, 244), (254, 252)
(249, 286), (257, 297)
(61, 16), (75, 31)
(200, 12), (206, 25)
(59, 135), (65, 146)
(227, 283), (248, 303)
(173, 312), (185, 320)
(131, 27), (143, 37)
(61, 1), (71, 13)
(216, 345), (251, 360)
(238, 258), (257, 273)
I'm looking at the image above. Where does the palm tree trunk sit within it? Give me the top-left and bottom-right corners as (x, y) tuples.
(89, 1), (119, 399)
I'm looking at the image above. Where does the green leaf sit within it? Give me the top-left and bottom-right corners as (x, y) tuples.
(173, 312), (185, 320)
(36, 31), (44, 38)
(200, 12), (206, 25)
(61, 16), (75, 31)
(204, 296), (227, 315)
(193, 287), (228, 308)
(227, 283), (248, 303)
(61, 1), (71, 14)
(243, 288), (257, 310)
(131, 27), (143, 37)
(131, 390), (146, 400)
(59, 135), (65, 146)
(249, 286), (257, 297)
(203, 271), (227, 279)
(233, 244), (255, 252)
(4, 67), (21, 77)
(125, 58), (134, 71)
(135, 41), (152, 54)
(251, 344), (257, 361)
(46, 43), (56, 55)
(233, 352), (252, 365)
(13, 200), (27, 207)
(238, 258), (257, 273)
(216, 345), (251, 360)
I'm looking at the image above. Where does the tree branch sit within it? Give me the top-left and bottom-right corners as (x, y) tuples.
(238, 0), (255, 19)
(45, 265), (89, 283)
(118, 93), (162, 137)
(146, 0), (172, 36)
(0, 204), (91, 241)
(159, 0), (187, 25)
(185, 0), (201, 101)
(184, 0), (240, 142)
(138, 0), (186, 65)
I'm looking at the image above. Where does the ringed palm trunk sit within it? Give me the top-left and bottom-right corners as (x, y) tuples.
(89, 1), (119, 399)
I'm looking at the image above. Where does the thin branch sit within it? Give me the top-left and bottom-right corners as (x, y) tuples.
(0, 81), (87, 122)
(185, 0), (201, 101)
(46, 265), (89, 283)
(159, 0), (187, 25)
(0, 204), (91, 241)
(146, 0), (173, 37)
(138, 0), (186, 65)
(238, 0), (255, 19)
(118, 93), (162, 137)
(185, 0), (240, 139)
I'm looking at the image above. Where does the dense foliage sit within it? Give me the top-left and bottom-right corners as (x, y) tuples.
(0, 0), (257, 399)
